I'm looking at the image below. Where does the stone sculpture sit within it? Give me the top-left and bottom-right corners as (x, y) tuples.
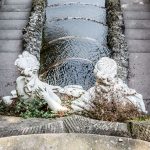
(2, 51), (85, 112)
(2, 52), (147, 114)
(72, 57), (147, 113)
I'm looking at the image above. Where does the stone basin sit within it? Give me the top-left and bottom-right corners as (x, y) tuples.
(0, 134), (149, 150)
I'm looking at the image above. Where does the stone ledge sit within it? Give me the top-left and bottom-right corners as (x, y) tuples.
(0, 133), (150, 150)
(129, 120), (150, 142)
(0, 115), (130, 138)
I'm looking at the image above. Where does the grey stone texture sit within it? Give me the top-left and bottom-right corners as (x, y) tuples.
(121, 0), (150, 4)
(124, 11), (150, 20)
(4, 0), (32, 5)
(0, 12), (30, 20)
(0, 30), (23, 40)
(0, 5), (31, 12)
(0, 133), (150, 150)
(0, 20), (28, 30)
(130, 120), (150, 142)
(125, 29), (150, 40)
(125, 20), (150, 29)
(127, 40), (150, 53)
(0, 115), (130, 138)
(121, 0), (150, 113)
(0, 40), (22, 52)
(122, 4), (150, 11)
(128, 53), (150, 99)
(0, 0), (32, 96)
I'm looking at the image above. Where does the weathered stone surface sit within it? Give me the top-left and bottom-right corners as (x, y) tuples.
(127, 40), (150, 53)
(0, 12), (30, 20)
(0, 53), (19, 70)
(0, 53), (19, 96)
(0, 134), (150, 150)
(4, 0), (32, 5)
(125, 29), (150, 40)
(0, 20), (28, 30)
(124, 11), (150, 20)
(121, 0), (150, 113)
(0, 5), (31, 12)
(63, 115), (130, 137)
(128, 53), (150, 100)
(0, 69), (19, 97)
(121, 0), (150, 4)
(125, 20), (150, 29)
(0, 115), (130, 138)
(0, 40), (22, 52)
(0, 0), (32, 96)
(0, 30), (22, 40)
(122, 4), (150, 11)
(129, 121), (150, 142)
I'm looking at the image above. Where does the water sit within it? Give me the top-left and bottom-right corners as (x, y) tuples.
(41, 1), (110, 89)
(47, 0), (106, 7)
(46, 4), (106, 23)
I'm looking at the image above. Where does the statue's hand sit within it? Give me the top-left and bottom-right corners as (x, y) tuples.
(35, 87), (48, 100)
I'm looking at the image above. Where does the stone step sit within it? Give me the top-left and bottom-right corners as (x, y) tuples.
(124, 11), (150, 20)
(121, 0), (150, 4)
(0, 52), (19, 70)
(125, 20), (150, 29)
(122, 4), (150, 12)
(0, 12), (30, 20)
(0, 20), (28, 30)
(0, 30), (22, 40)
(0, 52), (19, 96)
(127, 40), (150, 53)
(4, 0), (32, 5)
(128, 53), (150, 99)
(0, 5), (31, 12)
(0, 0), (5, 6)
(144, 99), (150, 114)
(125, 29), (150, 40)
(0, 69), (19, 97)
(0, 40), (22, 52)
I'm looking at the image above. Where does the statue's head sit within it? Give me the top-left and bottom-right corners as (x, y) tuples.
(15, 51), (40, 76)
(94, 57), (117, 80)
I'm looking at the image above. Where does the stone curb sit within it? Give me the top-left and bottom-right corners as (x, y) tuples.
(0, 133), (150, 150)
(0, 115), (130, 138)
(23, 0), (45, 60)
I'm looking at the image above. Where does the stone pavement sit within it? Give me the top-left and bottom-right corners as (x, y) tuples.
(121, 0), (150, 113)
(0, 0), (32, 97)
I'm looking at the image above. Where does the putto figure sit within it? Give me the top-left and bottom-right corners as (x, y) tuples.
(2, 51), (85, 112)
(72, 57), (147, 113)
(2, 52), (147, 114)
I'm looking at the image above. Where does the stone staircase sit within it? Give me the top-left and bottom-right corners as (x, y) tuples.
(121, 0), (150, 113)
(0, 0), (32, 97)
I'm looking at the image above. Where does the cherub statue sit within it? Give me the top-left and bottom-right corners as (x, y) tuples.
(2, 53), (147, 114)
(3, 51), (68, 112)
(72, 57), (147, 113)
